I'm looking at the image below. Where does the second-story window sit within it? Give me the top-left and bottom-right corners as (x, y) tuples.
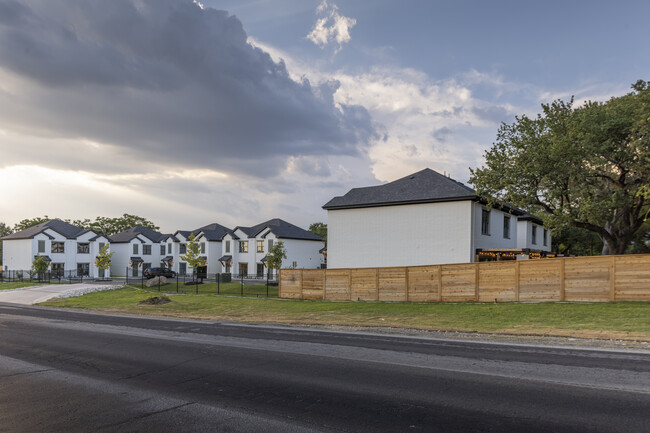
(225, 240), (231, 253)
(133, 243), (139, 255)
(38, 240), (45, 253)
(532, 225), (537, 244)
(481, 209), (490, 235)
(268, 239), (274, 251)
(167, 243), (171, 254)
(77, 243), (89, 254)
(257, 240), (264, 253)
(143, 245), (152, 255)
(503, 216), (510, 239)
(543, 229), (548, 246)
(180, 244), (187, 254)
(239, 241), (248, 253)
(200, 243), (205, 254)
(160, 245), (166, 255)
(52, 242), (64, 253)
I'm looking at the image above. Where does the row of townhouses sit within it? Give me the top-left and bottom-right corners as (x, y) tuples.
(1, 168), (554, 278)
(1, 218), (325, 278)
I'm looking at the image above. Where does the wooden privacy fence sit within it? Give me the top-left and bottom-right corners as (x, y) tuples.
(279, 254), (650, 303)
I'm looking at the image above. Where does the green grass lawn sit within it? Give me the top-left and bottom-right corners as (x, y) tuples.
(131, 281), (277, 297)
(39, 285), (650, 341)
(0, 281), (47, 291)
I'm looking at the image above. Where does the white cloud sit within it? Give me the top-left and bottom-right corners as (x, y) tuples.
(306, 1), (356, 53)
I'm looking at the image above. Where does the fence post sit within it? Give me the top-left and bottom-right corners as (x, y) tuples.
(560, 257), (566, 302)
(266, 272), (269, 297)
(474, 263), (480, 302)
(348, 270), (352, 301)
(609, 256), (616, 302)
(437, 265), (443, 302)
(375, 268), (379, 301)
(176, 273), (179, 293)
(126, 267), (129, 285)
(141, 273), (144, 289)
(404, 267), (409, 302)
(241, 274), (243, 296)
(515, 261), (520, 302)
(217, 273), (220, 294)
(300, 269), (304, 299)
(158, 277), (160, 292)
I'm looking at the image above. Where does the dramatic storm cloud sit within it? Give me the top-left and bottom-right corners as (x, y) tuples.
(0, 0), (375, 176)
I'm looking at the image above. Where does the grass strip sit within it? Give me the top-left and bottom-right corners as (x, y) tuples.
(0, 282), (47, 291)
(39, 285), (650, 341)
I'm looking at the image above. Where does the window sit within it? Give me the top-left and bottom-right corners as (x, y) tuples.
(481, 209), (490, 235)
(51, 242), (64, 253)
(225, 240), (230, 253)
(239, 241), (248, 253)
(200, 243), (205, 254)
(257, 240), (264, 253)
(179, 263), (187, 275)
(51, 263), (64, 277)
(160, 245), (166, 255)
(167, 243), (171, 254)
(268, 239), (274, 251)
(38, 240), (45, 253)
(76, 263), (89, 276)
(532, 225), (537, 245)
(503, 216), (510, 239)
(99, 242), (105, 250)
(543, 229), (548, 246)
(143, 245), (152, 255)
(77, 243), (89, 254)
(256, 263), (264, 277)
(180, 244), (187, 254)
(133, 243), (139, 254)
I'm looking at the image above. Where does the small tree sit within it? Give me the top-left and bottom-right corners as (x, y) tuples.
(266, 241), (287, 278)
(94, 243), (114, 279)
(32, 255), (50, 280)
(180, 233), (206, 277)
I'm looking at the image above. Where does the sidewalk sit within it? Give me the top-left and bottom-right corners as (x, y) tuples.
(0, 283), (122, 305)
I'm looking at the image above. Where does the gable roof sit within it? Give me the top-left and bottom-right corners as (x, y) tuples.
(109, 226), (166, 243)
(323, 168), (480, 210)
(244, 218), (322, 241)
(191, 222), (233, 241)
(1, 219), (89, 241)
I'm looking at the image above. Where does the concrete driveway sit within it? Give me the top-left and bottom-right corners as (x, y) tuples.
(0, 283), (122, 305)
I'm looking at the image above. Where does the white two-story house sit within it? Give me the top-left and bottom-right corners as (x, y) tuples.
(169, 223), (232, 276)
(323, 168), (551, 269)
(1, 220), (111, 277)
(219, 218), (324, 278)
(108, 226), (169, 277)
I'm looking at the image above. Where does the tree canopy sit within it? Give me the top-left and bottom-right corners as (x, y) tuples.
(308, 222), (327, 246)
(470, 80), (650, 255)
(10, 214), (158, 237)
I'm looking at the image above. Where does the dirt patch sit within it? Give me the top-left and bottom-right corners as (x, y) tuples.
(139, 296), (171, 305)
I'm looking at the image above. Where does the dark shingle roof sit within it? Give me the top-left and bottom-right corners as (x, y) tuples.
(247, 218), (322, 241)
(2, 219), (88, 240)
(518, 212), (544, 225)
(322, 168), (478, 210)
(109, 226), (166, 243)
(192, 223), (233, 241)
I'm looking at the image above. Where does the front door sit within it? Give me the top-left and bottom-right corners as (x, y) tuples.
(239, 263), (248, 277)
(256, 263), (264, 277)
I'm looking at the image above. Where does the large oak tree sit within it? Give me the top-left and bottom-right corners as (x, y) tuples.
(470, 81), (649, 255)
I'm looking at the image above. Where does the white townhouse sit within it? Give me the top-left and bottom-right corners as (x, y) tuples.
(108, 226), (169, 277)
(219, 218), (324, 278)
(169, 223), (232, 276)
(323, 168), (551, 269)
(1, 220), (111, 278)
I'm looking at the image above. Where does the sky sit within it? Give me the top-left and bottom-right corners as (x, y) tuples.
(0, 0), (648, 233)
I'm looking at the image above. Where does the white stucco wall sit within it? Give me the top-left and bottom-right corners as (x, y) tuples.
(2, 239), (33, 270)
(516, 220), (551, 252)
(472, 203), (519, 252)
(327, 201), (473, 269)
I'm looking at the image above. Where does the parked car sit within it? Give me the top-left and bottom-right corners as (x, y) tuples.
(143, 267), (177, 279)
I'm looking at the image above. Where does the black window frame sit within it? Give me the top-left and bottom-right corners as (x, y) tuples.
(51, 242), (65, 253)
(239, 241), (248, 253)
(481, 209), (490, 235)
(38, 240), (45, 253)
(225, 240), (231, 253)
(180, 244), (187, 254)
(532, 225), (537, 245)
(142, 244), (152, 255)
(503, 215), (511, 239)
(256, 240), (264, 253)
(77, 243), (90, 254)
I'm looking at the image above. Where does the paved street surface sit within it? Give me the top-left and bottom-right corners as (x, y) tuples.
(0, 283), (119, 305)
(0, 304), (648, 432)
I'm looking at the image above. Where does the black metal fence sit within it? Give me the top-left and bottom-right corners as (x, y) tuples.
(126, 271), (279, 297)
(0, 269), (111, 284)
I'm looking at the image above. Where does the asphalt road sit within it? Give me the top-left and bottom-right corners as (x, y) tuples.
(0, 304), (648, 432)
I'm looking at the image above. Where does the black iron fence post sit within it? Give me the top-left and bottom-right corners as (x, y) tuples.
(176, 275), (179, 293)
(126, 267), (129, 285)
(240, 274), (243, 296)
(266, 272), (269, 297)
(217, 273), (220, 294)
